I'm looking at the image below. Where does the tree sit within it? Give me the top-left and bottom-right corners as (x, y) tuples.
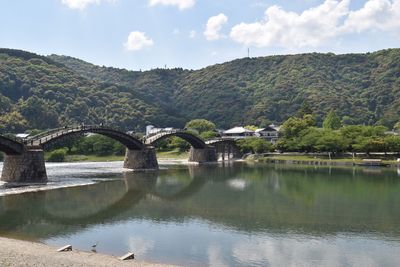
(0, 95), (12, 115)
(385, 136), (400, 152)
(252, 139), (273, 154)
(314, 130), (348, 153)
(394, 122), (400, 133)
(299, 127), (323, 152)
(200, 131), (217, 140)
(280, 114), (316, 138)
(71, 135), (122, 156)
(276, 138), (301, 152)
(93, 138), (115, 156)
(342, 115), (354, 126)
(168, 137), (190, 152)
(352, 137), (387, 153)
(18, 96), (59, 129)
(0, 111), (28, 132)
(237, 138), (273, 154)
(296, 102), (313, 118)
(323, 110), (342, 130)
(47, 148), (67, 162)
(185, 119), (216, 134)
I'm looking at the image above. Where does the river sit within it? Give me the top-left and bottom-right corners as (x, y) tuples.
(0, 161), (400, 266)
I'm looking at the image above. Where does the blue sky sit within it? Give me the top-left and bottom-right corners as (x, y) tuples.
(0, 0), (399, 70)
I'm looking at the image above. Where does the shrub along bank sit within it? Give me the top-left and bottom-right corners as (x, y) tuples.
(276, 113), (400, 154)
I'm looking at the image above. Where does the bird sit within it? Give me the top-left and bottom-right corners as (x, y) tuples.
(91, 241), (99, 253)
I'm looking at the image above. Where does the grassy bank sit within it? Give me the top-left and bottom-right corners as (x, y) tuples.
(258, 155), (399, 166)
(45, 150), (189, 163)
(63, 154), (125, 162)
(157, 150), (189, 159)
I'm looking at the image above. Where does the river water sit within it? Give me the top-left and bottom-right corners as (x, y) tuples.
(0, 161), (400, 266)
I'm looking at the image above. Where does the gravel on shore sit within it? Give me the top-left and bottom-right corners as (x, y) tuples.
(0, 237), (175, 267)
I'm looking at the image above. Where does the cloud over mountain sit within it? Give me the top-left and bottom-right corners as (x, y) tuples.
(230, 0), (400, 48)
(124, 31), (154, 51)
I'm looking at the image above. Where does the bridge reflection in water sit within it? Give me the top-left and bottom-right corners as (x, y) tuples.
(1, 163), (400, 266)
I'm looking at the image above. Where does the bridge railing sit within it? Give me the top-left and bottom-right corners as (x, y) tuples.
(25, 125), (143, 146)
(0, 133), (25, 144)
(145, 129), (182, 143)
(26, 126), (77, 141)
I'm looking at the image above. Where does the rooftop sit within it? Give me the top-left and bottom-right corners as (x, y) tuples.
(223, 127), (254, 134)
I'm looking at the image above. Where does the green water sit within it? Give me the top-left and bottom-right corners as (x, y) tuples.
(1, 162), (400, 266)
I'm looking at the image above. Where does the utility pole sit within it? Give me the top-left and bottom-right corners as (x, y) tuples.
(247, 48), (250, 58)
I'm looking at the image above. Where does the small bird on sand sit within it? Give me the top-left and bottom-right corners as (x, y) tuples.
(91, 241), (99, 253)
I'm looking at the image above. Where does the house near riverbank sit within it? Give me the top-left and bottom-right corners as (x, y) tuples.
(221, 125), (280, 143)
(223, 127), (254, 138)
(255, 125), (279, 144)
(146, 125), (173, 136)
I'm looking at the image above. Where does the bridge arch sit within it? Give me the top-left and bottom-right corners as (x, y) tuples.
(145, 130), (207, 149)
(0, 135), (25, 155)
(25, 126), (145, 151)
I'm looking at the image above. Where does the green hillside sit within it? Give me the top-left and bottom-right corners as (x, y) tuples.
(0, 48), (399, 133)
(0, 49), (183, 132)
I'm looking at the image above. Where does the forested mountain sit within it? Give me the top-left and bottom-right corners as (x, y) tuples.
(0, 49), (184, 132)
(0, 48), (399, 133)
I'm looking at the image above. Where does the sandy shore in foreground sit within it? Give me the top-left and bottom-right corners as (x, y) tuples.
(0, 237), (175, 267)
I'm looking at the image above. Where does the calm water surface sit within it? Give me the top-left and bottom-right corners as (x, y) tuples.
(1, 161), (400, 266)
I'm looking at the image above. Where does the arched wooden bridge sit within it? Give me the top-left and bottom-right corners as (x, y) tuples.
(25, 125), (144, 151)
(1, 126), (244, 183)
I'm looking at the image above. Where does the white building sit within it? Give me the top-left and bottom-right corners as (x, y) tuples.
(146, 125), (174, 136)
(223, 127), (254, 138)
(146, 125), (161, 136)
(255, 125), (279, 143)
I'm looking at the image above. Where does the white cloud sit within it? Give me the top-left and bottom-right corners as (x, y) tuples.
(189, 30), (197, 39)
(342, 0), (400, 33)
(230, 0), (349, 48)
(230, 0), (400, 49)
(61, 0), (115, 10)
(148, 0), (195, 10)
(204, 13), (229, 41)
(124, 31), (154, 51)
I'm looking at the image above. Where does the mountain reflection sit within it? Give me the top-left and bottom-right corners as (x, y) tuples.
(0, 163), (400, 241)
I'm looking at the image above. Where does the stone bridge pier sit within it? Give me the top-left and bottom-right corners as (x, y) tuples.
(189, 146), (217, 163)
(215, 143), (242, 161)
(1, 149), (47, 183)
(123, 146), (159, 170)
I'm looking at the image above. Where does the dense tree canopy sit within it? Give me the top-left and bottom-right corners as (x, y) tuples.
(323, 110), (342, 130)
(0, 48), (399, 134)
(277, 115), (400, 153)
(185, 119), (216, 134)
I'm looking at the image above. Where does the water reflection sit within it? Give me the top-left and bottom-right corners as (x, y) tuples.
(0, 163), (400, 266)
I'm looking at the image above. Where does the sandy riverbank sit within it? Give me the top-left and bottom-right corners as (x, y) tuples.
(0, 237), (175, 267)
